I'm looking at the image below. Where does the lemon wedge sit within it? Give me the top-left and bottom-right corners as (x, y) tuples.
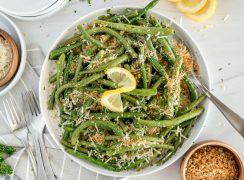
(101, 90), (123, 112)
(101, 67), (136, 112)
(106, 67), (136, 92)
(176, 0), (207, 13)
(168, 0), (181, 2)
(185, 0), (216, 22)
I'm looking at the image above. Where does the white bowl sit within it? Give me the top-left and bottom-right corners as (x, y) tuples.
(0, 12), (26, 96)
(39, 6), (210, 178)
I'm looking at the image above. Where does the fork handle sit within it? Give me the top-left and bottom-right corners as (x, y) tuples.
(38, 133), (56, 180)
(33, 136), (47, 180)
(26, 146), (38, 178)
(199, 83), (244, 137)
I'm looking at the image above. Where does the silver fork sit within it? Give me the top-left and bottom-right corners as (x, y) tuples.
(22, 90), (56, 180)
(2, 97), (38, 179)
(190, 73), (244, 137)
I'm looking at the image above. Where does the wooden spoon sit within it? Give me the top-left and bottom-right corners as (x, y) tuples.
(0, 29), (19, 86)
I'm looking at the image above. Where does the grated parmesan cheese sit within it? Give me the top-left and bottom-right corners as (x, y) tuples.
(0, 37), (12, 79)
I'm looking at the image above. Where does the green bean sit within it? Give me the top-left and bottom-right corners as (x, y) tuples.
(48, 86), (57, 110)
(90, 112), (147, 119)
(78, 25), (107, 49)
(118, 119), (128, 132)
(137, 107), (203, 127)
(71, 120), (124, 145)
(50, 42), (82, 60)
(156, 118), (196, 165)
(64, 52), (73, 84)
(105, 135), (164, 143)
(127, 89), (157, 96)
(49, 74), (57, 83)
(87, 50), (105, 68)
(145, 63), (152, 87)
(78, 140), (107, 151)
(146, 36), (168, 80)
(179, 94), (206, 115)
(56, 54), (65, 88)
(98, 79), (118, 89)
(130, 0), (160, 23)
(55, 73), (105, 109)
(108, 10), (139, 22)
(74, 56), (83, 82)
(184, 75), (198, 101)
(59, 34), (81, 48)
(65, 148), (116, 171)
(121, 94), (147, 111)
(158, 38), (176, 59)
(139, 46), (148, 88)
(61, 140), (88, 153)
(85, 35), (111, 56)
(80, 53), (130, 74)
(116, 46), (126, 56)
(161, 48), (198, 101)
(95, 20), (174, 36)
(107, 143), (173, 156)
(52, 27), (135, 58)
(91, 27), (137, 58)
(165, 57), (183, 118)
(117, 159), (145, 171)
(152, 77), (164, 89)
(160, 127), (173, 138)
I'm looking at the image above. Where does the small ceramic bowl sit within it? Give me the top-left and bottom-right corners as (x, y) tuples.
(181, 140), (244, 180)
(0, 29), (19, 86)
(0, 12), (26, 96)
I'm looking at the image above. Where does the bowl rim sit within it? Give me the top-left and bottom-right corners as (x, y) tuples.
(0, 12), (26, 96)
(180, 140), (244, 180)
(39, 5), (211, 178)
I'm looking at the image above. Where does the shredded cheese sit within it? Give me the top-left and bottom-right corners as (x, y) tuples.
(0, 37), (12, 79)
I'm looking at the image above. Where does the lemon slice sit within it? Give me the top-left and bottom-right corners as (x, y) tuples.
(176, 0), (207, 13)
(185, 0), (216, 22)
(168, 0), (181, 2)
(106, 67), (136, 92)
(101, 90), (123, 112)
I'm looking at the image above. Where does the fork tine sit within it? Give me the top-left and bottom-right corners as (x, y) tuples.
(27, 91), (38, 116)
(9, 98), (22, 125)
(30, 90), (40, 114)
(25, 91), (35, 116)
(3, 98), (18, 130)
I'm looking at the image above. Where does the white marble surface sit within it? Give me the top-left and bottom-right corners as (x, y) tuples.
(8, 0), (244, 179)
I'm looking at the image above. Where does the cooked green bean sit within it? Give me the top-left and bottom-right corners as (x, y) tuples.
(78, 25), (107, 49)
(80, 53), (130, 74)
(139, 46), (148, 88)
(130, 0), (160, 23)
(107, 143), (173, 156)
(95, 20), (174, 36)
(55, 73), (105, 109)
(66, 148), (116, 171)
(56, 54), (65, 88)
(71, 120), (124, 145)
(127, 89), (157, 96)
(64, 52), (73, 84)
(138, 108), (203, 127)
(74, 56), (83, 82)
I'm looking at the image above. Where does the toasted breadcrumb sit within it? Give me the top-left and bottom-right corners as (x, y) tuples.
(186, 146), (239, 180)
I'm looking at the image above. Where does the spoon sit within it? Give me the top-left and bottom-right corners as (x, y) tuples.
(190, 73), (244, 137)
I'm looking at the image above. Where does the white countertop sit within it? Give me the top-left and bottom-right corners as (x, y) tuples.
(10, 0), (244, 179)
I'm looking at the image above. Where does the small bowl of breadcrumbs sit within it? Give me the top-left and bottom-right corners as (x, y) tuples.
(181, 140), (244, 180)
